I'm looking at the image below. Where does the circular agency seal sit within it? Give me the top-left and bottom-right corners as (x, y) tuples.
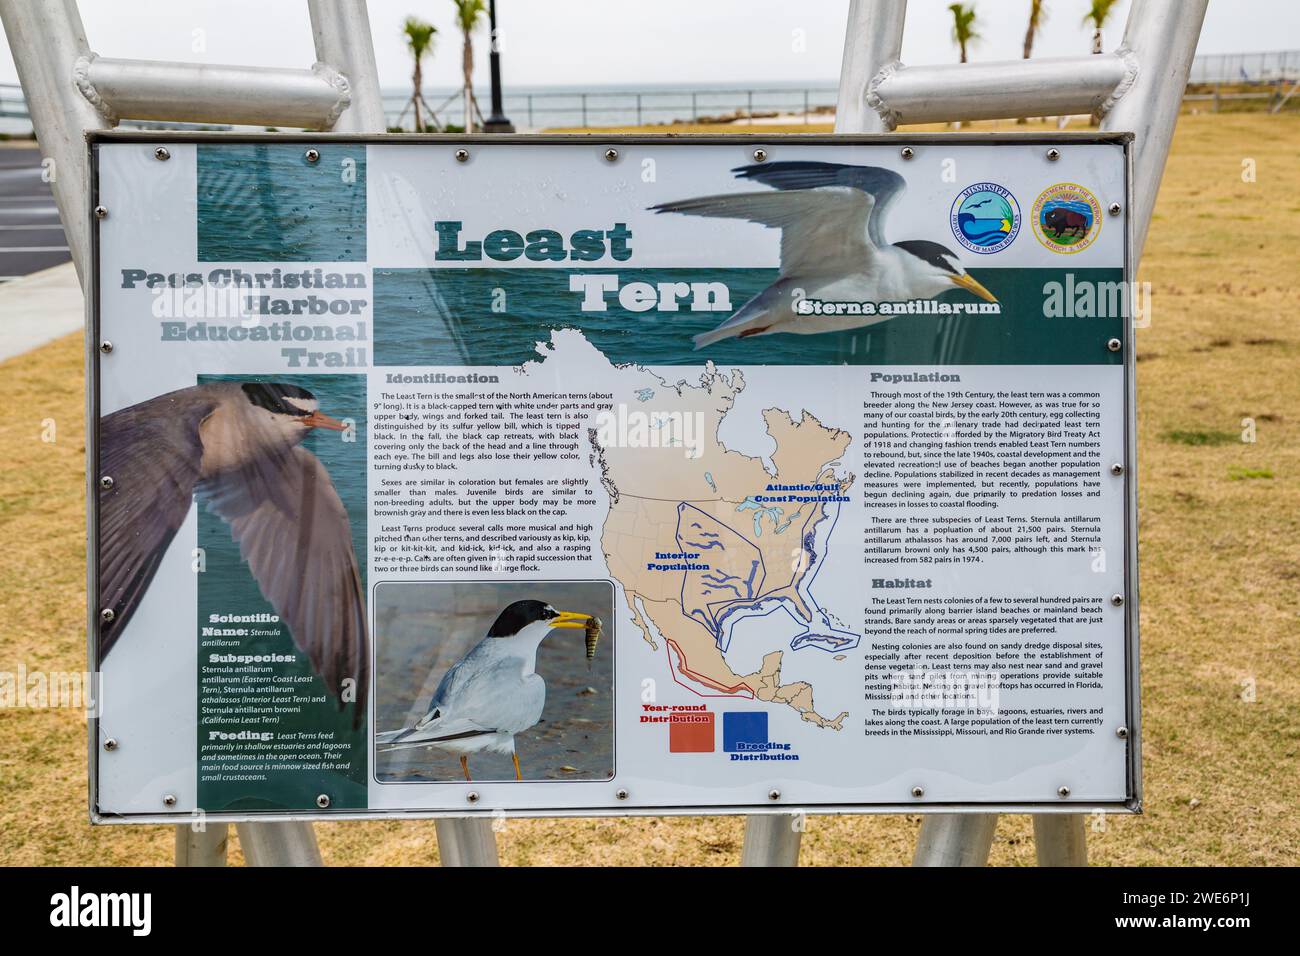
(1032, 182), (1103, 254)
(949, 182), (1022, 255)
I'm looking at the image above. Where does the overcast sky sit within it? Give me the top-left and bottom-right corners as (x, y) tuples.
(1, 0), (1297, 89)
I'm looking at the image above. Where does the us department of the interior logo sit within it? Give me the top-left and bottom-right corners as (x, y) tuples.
(950, 182), (1021, 254)
(1032, 182), (1103, 254)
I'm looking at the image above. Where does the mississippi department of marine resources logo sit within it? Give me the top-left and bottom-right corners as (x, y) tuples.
(1032, 182), (1103, 254)
(950, 182), (1021, 254)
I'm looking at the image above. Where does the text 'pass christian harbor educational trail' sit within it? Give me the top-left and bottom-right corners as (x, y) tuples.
(90, 135), (1137, 820)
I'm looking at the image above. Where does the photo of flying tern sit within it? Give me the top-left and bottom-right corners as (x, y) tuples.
(651, 161), (998, 348)
(376, 598), (602, 781)
(97, 381), (368, 722)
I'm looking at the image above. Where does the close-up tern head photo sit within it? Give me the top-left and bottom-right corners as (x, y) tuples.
(0, 0), (1294, 939)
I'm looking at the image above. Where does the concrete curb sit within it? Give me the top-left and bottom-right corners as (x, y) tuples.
(0, 260), (83, 363)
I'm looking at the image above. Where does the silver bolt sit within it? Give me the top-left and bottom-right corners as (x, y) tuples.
(1108, 202), (1122, 216)
(1046, 148), (1061, 161)
(768, 789), (781, 801)
(1110, 463), (1124, 476)
(315, 794), (330, 809)
(900, 147), (914, 160)
(455, 148), (470, 163)
(103, 738), (117, 752)
(752, 148), (767, 162)
(466, 790), (480, 803)
(94, 205), (108, 219)
(1106, 337), (1122, 353)
(1058, 785), (1071, 798)
(100, 607), (115, 623)
(154, 146), (170, 161)
(304, 148), (320, 163)
(99, 340), (113, 354)
(911, 786), (924, 798)
(604, 148), (618, 162)
(162, 793), (177, 807)
(1116, 726), (1129, 739)
(1111, 593), (1125, 607)
(616, 788), (629, 800)
(99, 475), (114, 490)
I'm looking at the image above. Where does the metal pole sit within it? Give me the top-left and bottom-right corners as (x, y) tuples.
(174, 823), (229, 866)
(740, 814), (802, 866)
(1101, 0), (1209, 256)
(0, 0), (109, 289)
(235, 821), (324, 866)
(834, 0), (906, 132)
(913, 814), (997, 866)
(1033, 814), (1088, 866)
(434, 818), (500, 867)
(481, 0), (514, 132)
(307, 0), (385, 133)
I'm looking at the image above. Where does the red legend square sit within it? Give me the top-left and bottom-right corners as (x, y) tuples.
(669, 711), (715, 753)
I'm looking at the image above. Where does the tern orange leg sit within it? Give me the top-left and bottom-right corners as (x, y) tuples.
(460, 755), (471, 781)
(512, 752), (522, 781)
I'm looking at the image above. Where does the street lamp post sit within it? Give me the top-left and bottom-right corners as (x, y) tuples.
(482, 0), (515, 132)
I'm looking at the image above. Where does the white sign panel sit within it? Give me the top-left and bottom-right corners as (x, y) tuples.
(90, 134), (1139, 820)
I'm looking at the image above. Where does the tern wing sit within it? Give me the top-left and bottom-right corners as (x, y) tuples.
(197, 444), (368, 725)
(651, 186), (877, 276)
(97, 389), (217, 657)
(730, 161), (906, 249)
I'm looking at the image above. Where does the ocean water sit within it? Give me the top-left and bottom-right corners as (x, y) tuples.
(372, 267), (1126, 367)
(197, 144), (367, 262)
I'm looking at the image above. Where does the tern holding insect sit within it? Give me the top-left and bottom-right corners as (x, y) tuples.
(376, 600), (596, 781)
(651, 161), (998, 348)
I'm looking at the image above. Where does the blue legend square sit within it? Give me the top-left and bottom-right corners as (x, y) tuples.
(722, 712), (768, 752)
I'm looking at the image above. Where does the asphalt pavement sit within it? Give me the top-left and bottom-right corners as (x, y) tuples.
(0, 145), (70, 281)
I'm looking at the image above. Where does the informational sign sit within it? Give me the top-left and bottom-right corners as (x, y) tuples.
(90, 133), (1139, 821)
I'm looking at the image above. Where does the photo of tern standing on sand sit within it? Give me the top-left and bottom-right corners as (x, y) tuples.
(374, 581), (615, 783)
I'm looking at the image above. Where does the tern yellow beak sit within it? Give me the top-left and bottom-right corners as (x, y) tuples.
(950, 273), (998, 303)
(302, 410), (347, 431)
(549, 610), (594, 630)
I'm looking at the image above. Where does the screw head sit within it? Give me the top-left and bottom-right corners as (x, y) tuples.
(1108, 202), (1122, 216)
(1046, 148), (1061, 161)
(911, 786), (924, 798)
(768, 789), (781, 801)
(315, 793), (330, 809)
(455, 148), (470, 163)
(752, 148), (767, 163)
(1116, 726), (1129, 739)
(1058, 785), (1071, 798)
(900, 147), (914, 160)
(1106, 337), (1122, 353)
(99, 475), (114, 490)
(99, 340), (113, 354)
(304, 148), (320, 163)
(94, 205), (108, 219)
(162, 793), (177, 807)
(604, 148), (618, 162)
(1111, 593), (1125, 607)
(103, 738), (118, 751)
(99, 607), (115, 623)
(154, 146), (170, 161)
(466, 790), (480, 803)
(1110, 463), (1124, 476)
(615, 788), (629, 800)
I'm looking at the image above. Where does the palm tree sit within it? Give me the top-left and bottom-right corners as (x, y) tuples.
(1023, 0), (1047, 59)
(948, 4), (979, 64)
(452, 0), (487, 132)
(1083, 0), (1121, 55)
(402, 17), (437, 132)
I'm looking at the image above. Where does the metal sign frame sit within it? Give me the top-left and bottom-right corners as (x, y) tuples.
(87, 128), (1140, 826)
